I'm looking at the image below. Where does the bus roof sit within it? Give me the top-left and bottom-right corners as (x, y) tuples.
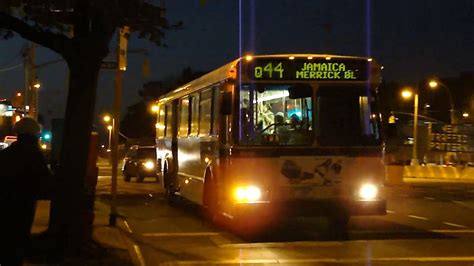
(158, 54), (380, 104)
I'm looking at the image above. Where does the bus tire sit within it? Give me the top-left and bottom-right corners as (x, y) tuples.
(327, 209), (350, 240)
(202, 170), (219, 223)
(137, 174), (144, 183)
(163, 164), (178, 206)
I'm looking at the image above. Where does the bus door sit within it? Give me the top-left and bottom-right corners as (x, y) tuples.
(176, 94), (203, 203)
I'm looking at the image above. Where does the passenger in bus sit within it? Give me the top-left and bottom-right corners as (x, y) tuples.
(257, 103), (274, 134)
(275, 112), (291, 143)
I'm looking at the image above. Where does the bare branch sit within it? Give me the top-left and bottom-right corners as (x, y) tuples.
(0, 11), (71, 56)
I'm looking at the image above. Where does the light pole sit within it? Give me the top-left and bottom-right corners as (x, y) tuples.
(401, 88), (419, 166)
(428, 79), (455, 124)
(107, 125), (113, 151)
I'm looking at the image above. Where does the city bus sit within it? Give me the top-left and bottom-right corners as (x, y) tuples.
(154, 54), (386, 233)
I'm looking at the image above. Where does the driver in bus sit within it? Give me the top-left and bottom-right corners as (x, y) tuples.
(275, 112), (291, 143)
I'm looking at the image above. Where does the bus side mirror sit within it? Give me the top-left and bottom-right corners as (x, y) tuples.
(220, 92), (232, 115)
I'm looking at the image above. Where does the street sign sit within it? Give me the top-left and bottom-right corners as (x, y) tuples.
(101, 61), (117, 69)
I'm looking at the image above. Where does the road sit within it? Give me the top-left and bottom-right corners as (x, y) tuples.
(96, 159), (474, 265)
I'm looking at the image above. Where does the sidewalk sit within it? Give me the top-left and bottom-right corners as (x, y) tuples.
(26, 200), (137, 265)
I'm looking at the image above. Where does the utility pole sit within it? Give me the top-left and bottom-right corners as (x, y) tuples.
(22, 44), (36, 116)
(109, 26), (129, 226)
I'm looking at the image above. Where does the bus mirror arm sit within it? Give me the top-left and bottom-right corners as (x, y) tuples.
(220, 92), (232, 115)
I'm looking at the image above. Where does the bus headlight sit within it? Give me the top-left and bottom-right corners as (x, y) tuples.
(358, 183), (378, 201)
(143, 161), (155, 170)
(233, 185), (262, 203)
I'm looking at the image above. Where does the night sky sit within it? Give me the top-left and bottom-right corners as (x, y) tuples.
(0, 0), (473, 126)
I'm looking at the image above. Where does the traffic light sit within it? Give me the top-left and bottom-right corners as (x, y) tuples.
(41, 130), (52, 142)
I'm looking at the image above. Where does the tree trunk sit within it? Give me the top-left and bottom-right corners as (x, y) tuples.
(48, 48), (102, 256)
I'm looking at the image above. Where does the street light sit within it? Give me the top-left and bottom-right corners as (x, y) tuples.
(428, 79), (455, 124)
(103, 114), (111, 123)
(150, 104), (159, 113)
(401, 87), (420, 166)
(102, 115), (114, 152)
(106, 125), (113, 151)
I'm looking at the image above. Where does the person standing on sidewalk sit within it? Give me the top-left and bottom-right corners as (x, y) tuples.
(0, 117), (51, 265)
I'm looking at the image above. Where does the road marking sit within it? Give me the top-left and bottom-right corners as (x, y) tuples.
(452, 200), (464, 205)
(123, 220), (133, 233)
(432, 229), (474, 233)
(387, 210), (395, 214)
(133, 244), (146, 266)
(408, 215), (428, 220)
(424, 197), (435, 200)
(159, 256), (474, 265)
(142, 232), (221, 237)
(443, 222), (468, 228)
(220, 241), (343, 248)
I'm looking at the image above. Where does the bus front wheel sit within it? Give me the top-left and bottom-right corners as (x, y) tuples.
(202, 171), (219, 223)
(163, 165), (179, 206)
(327, 209), (350, 240)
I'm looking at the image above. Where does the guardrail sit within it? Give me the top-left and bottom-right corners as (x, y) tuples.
(386, 165), (474, 184)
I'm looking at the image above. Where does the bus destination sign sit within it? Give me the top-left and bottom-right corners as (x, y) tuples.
(246, 58), (369, 81)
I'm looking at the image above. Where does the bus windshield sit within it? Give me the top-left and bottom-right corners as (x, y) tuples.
(316, 86), (381, 146)
(238, 83), (313, 146)
(238, 84), (381, 147)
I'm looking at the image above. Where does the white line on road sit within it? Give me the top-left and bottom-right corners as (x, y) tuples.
(424, 197), (435, 200)
(220, 241), (343, 248)
(158, 256), (474, 265)
(142, 232), (221, 237)
(452, 200), (464, 205)
(133, 244), (146, 266)
(386, 210), (395, 214)
(443, 222), (468, 228)
(432, 229), (474, 233)
(123, 220), (133, 233)
(408, 215), (429, 220)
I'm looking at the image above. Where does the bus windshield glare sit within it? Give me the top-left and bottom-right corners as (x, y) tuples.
(238, 84), (381, 146)
(316, 86), (381, 146)
(239, 83), (313, 146)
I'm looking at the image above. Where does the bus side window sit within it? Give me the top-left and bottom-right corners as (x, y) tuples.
(157, 105), (166, 138)
(190, 93), (200, 136)
(212, 85), (223, 135)
(164, 104), (171, 137)
(199, 89), (212, 136)
(179, 97), (190, 137)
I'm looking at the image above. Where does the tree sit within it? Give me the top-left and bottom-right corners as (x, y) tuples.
(121, 67), (207, 141)
(0, 1), (173, 257)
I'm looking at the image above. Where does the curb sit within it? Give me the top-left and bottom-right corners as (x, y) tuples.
(94, 200), (145, 266)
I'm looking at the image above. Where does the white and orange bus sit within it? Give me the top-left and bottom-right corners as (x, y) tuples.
(155, 54), (386, 233)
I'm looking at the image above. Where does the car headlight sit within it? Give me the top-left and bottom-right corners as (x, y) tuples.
(143, 161), (155, 170)
(358, 183), (378, 201)
(233, 185), (262, 203)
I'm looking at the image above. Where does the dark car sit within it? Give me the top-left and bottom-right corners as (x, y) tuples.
(122, 145), (158, 182)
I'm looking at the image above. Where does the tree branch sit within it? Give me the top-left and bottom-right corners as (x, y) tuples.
(0, 12), (71, 56)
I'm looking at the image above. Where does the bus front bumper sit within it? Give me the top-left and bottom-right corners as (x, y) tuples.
(230, 198), (386, 218)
